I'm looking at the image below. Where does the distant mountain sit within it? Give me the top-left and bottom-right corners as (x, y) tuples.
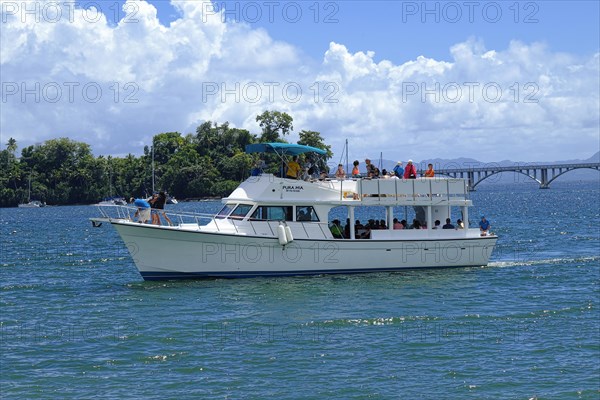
(367, 152), (599, 183)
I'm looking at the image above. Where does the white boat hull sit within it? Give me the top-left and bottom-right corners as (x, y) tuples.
(111, 221), (497, 280)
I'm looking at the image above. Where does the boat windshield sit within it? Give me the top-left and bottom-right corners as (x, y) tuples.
(216, 204), (236, 219)
(229, 204), (253, 219)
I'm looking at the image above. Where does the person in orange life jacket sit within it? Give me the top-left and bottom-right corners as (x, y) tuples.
(352, 160), (360, 177)
(424, 163), (435, 177)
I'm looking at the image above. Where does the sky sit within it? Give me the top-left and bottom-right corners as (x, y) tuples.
(1, 0), (599, 162)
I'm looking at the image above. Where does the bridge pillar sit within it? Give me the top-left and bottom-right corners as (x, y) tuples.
(467, 171), (475, 191)
(540, 168), (549, 189)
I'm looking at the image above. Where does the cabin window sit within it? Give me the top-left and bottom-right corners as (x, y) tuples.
(229, 204), (253, 219)
(216, 204), (236, 219)
(251, 206), (293, 221)
(296, 206), (319, 222)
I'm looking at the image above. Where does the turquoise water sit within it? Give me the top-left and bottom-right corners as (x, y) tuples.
(1, 181), (599, 399)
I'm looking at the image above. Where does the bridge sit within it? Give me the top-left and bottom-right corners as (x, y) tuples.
(435, 162), (600, 190)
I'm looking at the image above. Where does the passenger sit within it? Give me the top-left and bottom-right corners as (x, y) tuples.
(424, 163), (435, 178)
(410, 219), (421, 229)
(374, 220), (380, 230)
(251, 158), (266, 176)
(381, 169), (389, 178)
(155, 191), (173, 226)
(329, 219), (344, 239)
(400, 219), (408, 229)
(365, 158), (380, 178)
(442, 218), (455, 229)
(433, 220), (441, 229)
(352, 160), (361, 178)
(479, 216), (491, 236)
(319, 171), (328, 180)
(286, 156), (302, 179)
(403, 160), (418, 179)
(344, 218), (351, 238)
(129, 197), (151, 223)
(393, 218), (403, 229)
(393, 161), (404, 179)
(456, 219), (465, 229)
(355, 219), (363, 231)
(335, 164), (346, 179)
(380, 219), (387, 229)
(149, 193), (160, 225)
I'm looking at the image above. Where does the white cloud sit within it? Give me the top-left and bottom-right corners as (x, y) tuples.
(1, 0), (598, 162)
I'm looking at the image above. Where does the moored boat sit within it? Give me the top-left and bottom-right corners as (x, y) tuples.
(93, 143), (497, 280)
(18, 200), (45, 208)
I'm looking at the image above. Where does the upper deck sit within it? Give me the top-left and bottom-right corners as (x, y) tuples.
(225, 174), (471, 207)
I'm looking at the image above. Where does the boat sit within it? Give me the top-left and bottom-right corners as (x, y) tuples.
(18, 200), (45, 208)
(97, 197), (127, 206)
(92, 143), (497, 280)
(18, 173), (45, 208)
(166, 195), (178, 205)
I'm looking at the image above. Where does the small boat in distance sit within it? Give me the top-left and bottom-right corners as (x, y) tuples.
(97, 197), (127, 206)
(18, 173), (45, 208)
(166, 194), (178, 204)
(92, 143), (498, 280)
(18, 200), (45, 208)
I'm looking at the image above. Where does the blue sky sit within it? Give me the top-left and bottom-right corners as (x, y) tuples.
(1, 0), (599, 162)
(143, 0), (600, 62)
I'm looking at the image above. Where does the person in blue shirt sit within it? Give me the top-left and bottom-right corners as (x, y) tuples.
(393, 161), (404, 178)
(130, 197), (151, 223)
(479, 216), (491, 235)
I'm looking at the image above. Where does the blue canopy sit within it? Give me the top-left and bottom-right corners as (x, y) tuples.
(245, 142), (327, 156)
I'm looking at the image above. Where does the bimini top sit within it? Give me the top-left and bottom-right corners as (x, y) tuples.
(245, 142), (327, 156)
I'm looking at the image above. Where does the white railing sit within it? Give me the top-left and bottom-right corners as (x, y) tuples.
(95, 205), (332, 239)
(354, 178), (468, 203)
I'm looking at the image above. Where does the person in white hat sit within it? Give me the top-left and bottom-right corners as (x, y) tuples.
(403, 159), (417, 179)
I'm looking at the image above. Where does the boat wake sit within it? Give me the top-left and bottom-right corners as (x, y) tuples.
(488, 255), (599, 268)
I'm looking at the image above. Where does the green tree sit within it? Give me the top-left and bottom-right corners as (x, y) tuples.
(256, 111), (293, 142)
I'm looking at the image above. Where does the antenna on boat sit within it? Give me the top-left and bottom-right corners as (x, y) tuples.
(345, 139), (349, 175)
(338, 139), (349, 174)
(151, 139), (155, 193)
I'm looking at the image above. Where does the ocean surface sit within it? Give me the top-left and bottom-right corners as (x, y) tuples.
(1, 181), (599, 399)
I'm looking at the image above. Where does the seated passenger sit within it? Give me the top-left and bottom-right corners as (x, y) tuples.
(410, 219), (421, 229)
(457, 219), (465, 229)
(432, 220), (441, 229)
(365, 158), (379, 178)
(424, 163), (435, 178)
(442, 218), (455, 229)
(352, 160), (361, 178)
(393, 218), (402, 229)
(380, 219), (387, 229)
(335, 164), (346, 179)
(329, 219), (344, 239)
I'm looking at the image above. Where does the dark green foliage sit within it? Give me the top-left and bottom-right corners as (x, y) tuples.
(0, 113), (332, 207)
